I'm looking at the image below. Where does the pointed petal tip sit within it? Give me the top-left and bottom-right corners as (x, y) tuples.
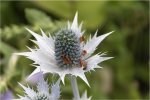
(79, 21), (83, 30)
(94, 29), (98, 37)
(60, 74), (65, 85)
(18, 82), (21, 85)
(74, 12), (78, 21)
(106, 56), (114, 60)
(26, 46), (33, 51)
(68, 21), (71, 29)
(71, 12), (79, 29)
(14, 52), (28, 56)
(79, 74), (90, 87)
(106, 31), (114, 36)
(101, 56), (114, 62)
(40, 28), (46, 36)
(88, 84), (91, 88)
(18, 82), (25, 89)
(96, 30), (114, 41)
(25, 27), (32, 33)
(109, 56), (114, 59)
(61, 80), (65, 85)
(40, 28), (43, 31)
(25, 27), (29, 30)
(96, 29), (98, 33)
(40, 28), (43, 33)
(25, 28), (38, 37)
(75, 11), (78, 17)
(14, 52), (21, 55)
(97, 66), (103, 69)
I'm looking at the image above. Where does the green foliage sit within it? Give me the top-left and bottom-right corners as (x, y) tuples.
(0, 1), (149, 99)
(25, 8), (52, 25)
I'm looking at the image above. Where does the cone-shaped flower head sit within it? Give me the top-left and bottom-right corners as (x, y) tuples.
(17, 12), (113, 86)
(55, 29), (81, 69)
(16, 75), (60, 100)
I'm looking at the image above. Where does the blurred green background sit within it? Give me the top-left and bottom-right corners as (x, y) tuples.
(0, 1), (149, 99)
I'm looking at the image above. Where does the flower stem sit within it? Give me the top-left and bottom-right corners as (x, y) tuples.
(70, 75), (80, 100)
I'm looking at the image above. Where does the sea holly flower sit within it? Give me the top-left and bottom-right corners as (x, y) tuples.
(0, 90), (13, 100)
(17, 12), (113, 86)
(16, 75), (60, 100)
(26, 71), (43, 84)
